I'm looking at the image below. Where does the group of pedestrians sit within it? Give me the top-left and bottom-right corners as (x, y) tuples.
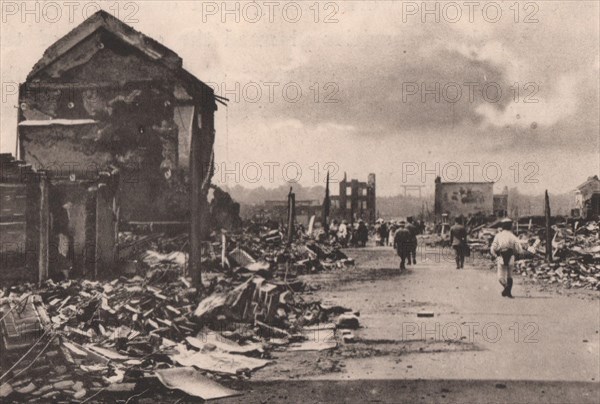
(449, 216), (522, 297)
(328, 219), (369, 247)
(390, 215), (523, 298)
(334, 214), (523, 298)
(450, 216), (525, 298)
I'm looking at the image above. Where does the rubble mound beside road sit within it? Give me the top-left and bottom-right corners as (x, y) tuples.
(0, 224), (357, 401)
(470, 220), (600, 291)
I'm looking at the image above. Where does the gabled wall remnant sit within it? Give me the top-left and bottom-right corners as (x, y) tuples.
(18, 10), (218, 225)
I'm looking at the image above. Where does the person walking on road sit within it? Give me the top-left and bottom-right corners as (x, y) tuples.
(356, 219), (369, 247)
(394, 221), (412, 271)
(338, 220), (349, 247)
(388, 222), (397, 247)
(378, 220), (389, 246)
(450, 217), (468, 269)
(406, 217), (418, 265)
(329, 220), (339, 242)
(490, 218), (524, 298)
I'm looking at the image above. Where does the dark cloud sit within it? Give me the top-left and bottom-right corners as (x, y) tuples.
(225, 28), (596, 157)
(229, 37), (513, 137)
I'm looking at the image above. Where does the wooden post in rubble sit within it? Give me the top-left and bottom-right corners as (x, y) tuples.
(190, 98), (217, 291)
(37, 173), (49, 284)
(221, 234), (227, 269)
(544, 190), (553, 262)
(287, 187), (295, 244)
(190, 117), (203, 289)
(322, 171), (331, 231)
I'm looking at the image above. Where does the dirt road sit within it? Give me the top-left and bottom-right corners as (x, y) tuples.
(217, 245), (600, 403)
(305, 247), (600, 382)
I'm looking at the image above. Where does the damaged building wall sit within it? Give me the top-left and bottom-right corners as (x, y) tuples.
(17, 11), (218, 225)
(0, 154), (48, 284)
(19, 80), (185, 222)
(46, 170), (119, 279)
(434, 178), (494, 220)
(0, 153), (119, 283)
(330, 173), (376, 223)
(574, 175), (600, 218)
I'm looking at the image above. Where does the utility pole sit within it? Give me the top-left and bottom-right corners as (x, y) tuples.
(545, 190), (553, 262)
(322, 171), (330, 231)
(287, 187), (295, 244)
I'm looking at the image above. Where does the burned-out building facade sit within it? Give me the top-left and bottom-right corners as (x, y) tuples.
(434, 177), (493, 221)
(493, 186), (509, 217)
(434, 177), (510, 223)
(4, 11), (219, 282)
(17, 10), (218, 223)
(574, 175), (600, 219)
(330, 173), (376, 223)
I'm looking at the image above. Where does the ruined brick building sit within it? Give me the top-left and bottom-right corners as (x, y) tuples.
(330, 173), (376, 223)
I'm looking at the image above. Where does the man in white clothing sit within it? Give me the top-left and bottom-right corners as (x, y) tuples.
(337, 220), (349, 247)
(490, 218), (524, 298)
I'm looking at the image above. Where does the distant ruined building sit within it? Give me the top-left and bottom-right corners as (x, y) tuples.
(434, 176), (508, 222)
(574, 175), (600, 218)
(330, 173), (376, 223)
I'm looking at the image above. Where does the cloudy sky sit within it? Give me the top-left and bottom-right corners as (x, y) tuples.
(1, 1), (598, 196)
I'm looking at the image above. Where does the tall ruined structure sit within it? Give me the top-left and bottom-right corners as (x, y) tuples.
(14, 11), (220, 283)
(18, 10), (218, 223)
(330, 173), (376, 223)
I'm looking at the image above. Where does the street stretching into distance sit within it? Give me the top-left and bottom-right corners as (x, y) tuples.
(217, 245), (600, 403)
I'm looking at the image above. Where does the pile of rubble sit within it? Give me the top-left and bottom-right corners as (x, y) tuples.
(0, 224), (359, 401)
(119, 220), (354, 276)
(467, 227), (497, 256)
(514, 221), (600, 290)
(467, 219), (600, 291)
(212, 223), (354, 274)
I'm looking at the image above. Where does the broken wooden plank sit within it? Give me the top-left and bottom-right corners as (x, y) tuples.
(155, 367), (241, 400)
(186, 334), (262, 355)
(172, 351), (271, 375)
(288, 339), (337, 351)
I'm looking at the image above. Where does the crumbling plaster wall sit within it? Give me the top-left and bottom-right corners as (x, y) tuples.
(435, 182), (494, 218)
(19, 30), (193, 221)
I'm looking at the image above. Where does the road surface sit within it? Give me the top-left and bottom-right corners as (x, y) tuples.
(217, 245), (600, 403)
